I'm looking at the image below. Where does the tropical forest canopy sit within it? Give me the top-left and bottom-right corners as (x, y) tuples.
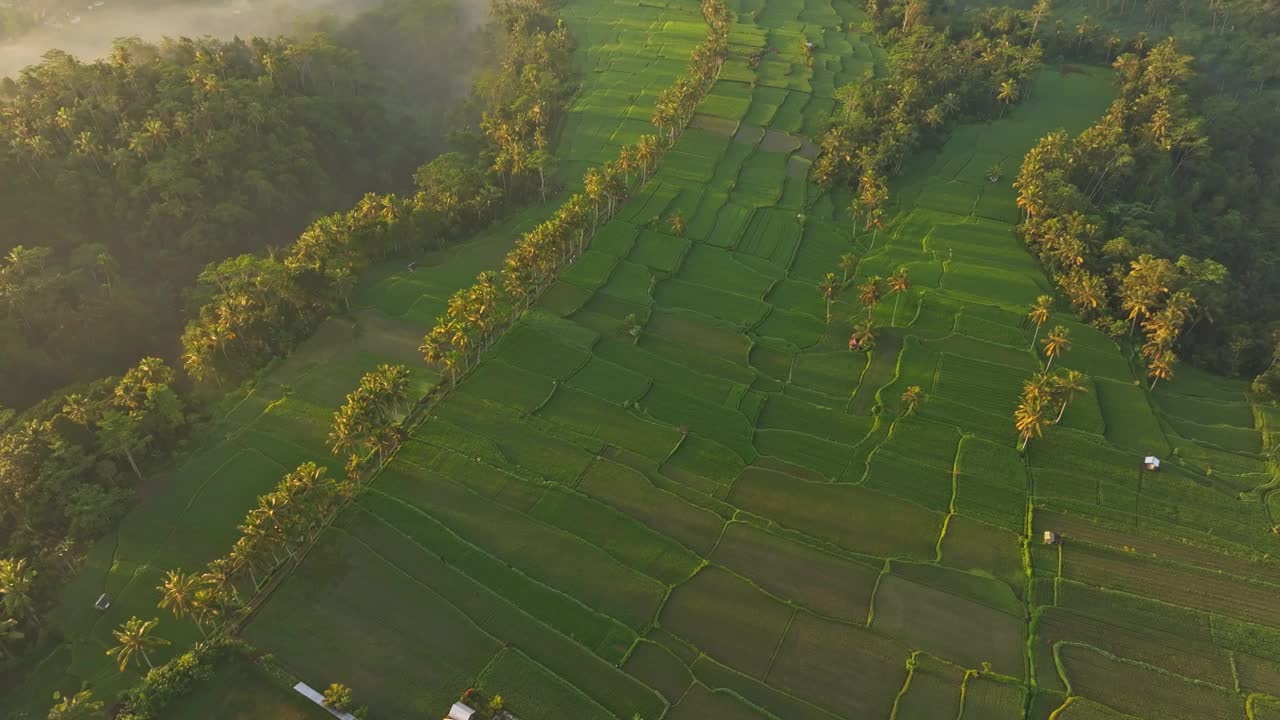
(0, 0), (486, 410)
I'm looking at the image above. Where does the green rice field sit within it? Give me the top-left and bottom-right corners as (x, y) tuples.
(8, 0), (1280, 718)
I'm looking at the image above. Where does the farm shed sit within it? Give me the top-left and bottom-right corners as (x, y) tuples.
(1043, 530), (1061, 545)
(1144, 456), (1161, 471)
(448, 702), (477, 720)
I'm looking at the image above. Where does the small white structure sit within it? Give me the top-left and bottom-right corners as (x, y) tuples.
(93, 593), (111, 610)
(293, 682), (359, 720)
(1144, 456), (1161, 471)
(448, 702), (476, 720)
(1043, 530), (1061, 545)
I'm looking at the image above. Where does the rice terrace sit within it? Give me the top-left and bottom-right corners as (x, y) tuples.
(2, 0), (1280, 719)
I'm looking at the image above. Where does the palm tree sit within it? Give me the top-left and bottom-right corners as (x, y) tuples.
(901, 386), (925, 416)
(668, 211), (687, 237)
(1015, 395), (1049, 451)
(997, 79), (1019, 119)
(850, 318), (877, 350)
(1148, 351), (1174, 390)
(857, 276), (883, 315)
(1030, 0), (1052, 33)
(1027, 295), (1052, 349)
(157, 570), (205, 637)
(1041, 326), (1071, 371)
(105, 617), (169, 672)
(887, 266), (911, 326)
(0, 557), (37, 627)
(1052, 370), (1088, 423)
(838, 253), (857, 286)
(818, 273), (841, 324)
(1022, 371), (1056, 404)
(47, 689), (104, 720)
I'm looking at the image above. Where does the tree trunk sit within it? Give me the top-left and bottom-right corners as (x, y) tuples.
(892, 294), (901, 326)
(1030, 324), (1041, 350)
(124, 448), (143, 483)
(1055, 400), (1069, 423)
(142, 649), (154, 670)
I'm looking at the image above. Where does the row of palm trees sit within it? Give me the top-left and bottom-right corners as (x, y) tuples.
(151, 462), (354, 642)
(328, 364), (412, 475)
(180, 0), (577, 387)
(817, 265), (912, 329)
(419, 0), (730, 384)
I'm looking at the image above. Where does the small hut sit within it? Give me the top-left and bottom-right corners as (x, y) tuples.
(1144, 456), (1161, 471)
(1042, 530), (1061, 545)
(448, 702), (476, 720)
(848, 335), (862, 351)
(93, 593), (111, 610)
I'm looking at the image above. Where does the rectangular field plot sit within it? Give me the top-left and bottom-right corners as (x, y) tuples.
(1094, 378), (1170, 454)
(479, 649), (613, 720)
(730, 468), (943, 559)
(752, 429), (853, 478)
(660, 567), (792, 678)
(578, 458), (724, 555)
(1061, 542), (1280, 629)
(372, 468), (666, 631)
(933, 352), (1025, 418)
(712, 521), (880, 624)
(756, 392), (871, 444)
(669, 684), (769, 720)
(939, 516), (1025, 595)
(1036, 607), (1234, 687)
(954, 437), (1026, 532)
(539, 386), (681, 460)
(863, 449), (954, 512)
(894, 654), (963, 720)
(1058, 644), (1244, 720)
(244, 529), (501, 719)
(337, 507), (664, 719)
(677, 245), (775, 297)
(1153, 390), (1256, 428)
(871, 574), (1025, 677)
(768, 613), (906, 718)
(961, 677), (1024, 720)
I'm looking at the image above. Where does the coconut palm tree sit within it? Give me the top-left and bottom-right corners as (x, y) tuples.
(1041, 326), (1071, 371)
(818, 273), (841, 324)
(1015, 395), (1049, 451)
(668, 211), (687, 236)
(857, 276), (883, 315)
(105, 617), (169, 672)
(901, 386), (925, 415)
(995, 77), (1019, 114)
(1052, 370), (1088, 423)
(1147, 351), (1174, 390)
(1022, 371), (1056, 404)
(157, 570), (205, 637)
(887, 266), (911, 326)
(1027, 295), (1052, 349)
(850, 318), (877, 350)
(838, 253), (857, 286)
(0, 557), (37, 627)
(47, 689), (103, 720)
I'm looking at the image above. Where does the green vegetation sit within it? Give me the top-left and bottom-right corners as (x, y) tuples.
(3, 0), (1279, 718)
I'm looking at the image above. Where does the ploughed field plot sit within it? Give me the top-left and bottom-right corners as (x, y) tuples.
(242, 6), (1280, 720)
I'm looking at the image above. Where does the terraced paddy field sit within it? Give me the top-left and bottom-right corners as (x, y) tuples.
(10, 0), (1280, 718)
(235, 5), (1280, 720)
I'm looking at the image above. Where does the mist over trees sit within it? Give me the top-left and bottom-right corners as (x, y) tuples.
(0, 0), (491, 410)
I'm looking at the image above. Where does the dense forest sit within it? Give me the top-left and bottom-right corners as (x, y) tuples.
(0, 0), (574, 668)
(0, 0), (484, 410)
